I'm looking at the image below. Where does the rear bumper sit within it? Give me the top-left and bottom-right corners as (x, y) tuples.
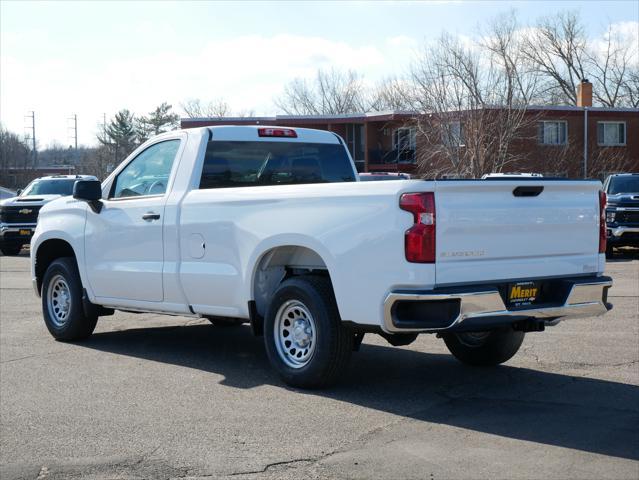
(383, 276), (612, 334)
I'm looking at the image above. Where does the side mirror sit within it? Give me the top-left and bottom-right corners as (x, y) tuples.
(73, 180), (103, 213)
(16, 189), (22, 196)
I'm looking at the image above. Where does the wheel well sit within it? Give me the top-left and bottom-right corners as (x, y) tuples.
(253, 246), (330, 318)
(35, 239), (76, 294)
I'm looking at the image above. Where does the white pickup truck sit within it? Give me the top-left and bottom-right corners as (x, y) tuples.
(30, 126), (612, 387)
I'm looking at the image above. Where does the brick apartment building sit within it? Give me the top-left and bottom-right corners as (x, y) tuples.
(182, 81), (638, 178)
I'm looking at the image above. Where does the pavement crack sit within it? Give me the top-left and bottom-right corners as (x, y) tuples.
(132, 444), (162, 466)
(229, 457), (317, 476)
(1, 350), (70, 364)
(559, 359), (639, 368)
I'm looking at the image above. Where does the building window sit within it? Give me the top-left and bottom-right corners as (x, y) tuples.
(538, 121), (567, 145)
(442, 121), (464, 147)
(597, 122), (626, 146)
(393, 128), (416, 151)
(345, 124), (365, 162)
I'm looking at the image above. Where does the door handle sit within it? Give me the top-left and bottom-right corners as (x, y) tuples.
(513, 186), (544, 197)
(142, 212), (161, 221)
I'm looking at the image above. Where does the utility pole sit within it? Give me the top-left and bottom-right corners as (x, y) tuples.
(68, 114), (78, 150)
(67, 113), (80, 173)
(68, 114), (78, 166)
(24, 111), (37, 168)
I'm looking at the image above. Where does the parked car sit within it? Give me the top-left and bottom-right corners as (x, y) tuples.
(31, 126), (612, 388)
(0, 175), (97, 255)
(603, 173), (639, 257)
(359, 172), (411, 181)
(0, 186), (16, 200)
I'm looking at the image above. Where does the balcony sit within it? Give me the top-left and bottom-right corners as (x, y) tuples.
(365, 149), (417, 173)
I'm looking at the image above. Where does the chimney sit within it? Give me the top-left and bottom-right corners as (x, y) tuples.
(577, 79), (592, 107)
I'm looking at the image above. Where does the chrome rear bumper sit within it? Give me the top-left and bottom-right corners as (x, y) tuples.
(383, 277), (612, 334)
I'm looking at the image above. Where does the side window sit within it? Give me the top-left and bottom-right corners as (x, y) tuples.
(110, 140), (180, 199)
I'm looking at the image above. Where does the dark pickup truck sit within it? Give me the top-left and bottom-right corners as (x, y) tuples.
(604, 173), (639, 257)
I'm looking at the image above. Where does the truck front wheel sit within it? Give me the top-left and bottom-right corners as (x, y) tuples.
(442, 328), (524, 366)
(41, 257), (98, 341)
(264, 276), (353, 388)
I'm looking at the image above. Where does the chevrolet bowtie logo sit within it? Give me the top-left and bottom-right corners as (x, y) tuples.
(19, 209), (33, 215)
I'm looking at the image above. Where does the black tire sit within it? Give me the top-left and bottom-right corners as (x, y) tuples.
(0, 244), (23, 256)
(605, 245), (615, 259)
(264, 276), (353, 389)
(41, 257), (98, 341)
(442, 328), (525, 366)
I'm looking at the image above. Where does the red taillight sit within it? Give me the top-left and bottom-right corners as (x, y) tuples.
(400, 192), (435, 263)
(258, 128), (297, 138)
(599, 190), (607, 254)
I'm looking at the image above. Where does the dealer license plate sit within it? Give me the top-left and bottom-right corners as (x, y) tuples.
(507, 281), (540, 307)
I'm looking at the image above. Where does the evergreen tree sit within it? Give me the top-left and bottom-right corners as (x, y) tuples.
(136, 102), (179, 142)
(98, 109), (137, 161)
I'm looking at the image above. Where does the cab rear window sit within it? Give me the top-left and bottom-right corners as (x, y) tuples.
(199, 141), (356, 189)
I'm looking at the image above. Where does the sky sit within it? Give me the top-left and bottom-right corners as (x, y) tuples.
(1, 0), (638, 148)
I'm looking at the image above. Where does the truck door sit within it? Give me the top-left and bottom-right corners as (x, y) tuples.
(84, 139), (181, 302)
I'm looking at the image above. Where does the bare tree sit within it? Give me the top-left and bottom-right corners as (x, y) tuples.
(409, 19), (541, 178)
(621, 68), (639, 107)
(538, 142), (633, 179)
(181, 98), (231, 118)
(522, 11), (589, 105)
(275, 68), (367, 115)
(368, 77), (414, 111)
(586, 24), (639, 107)
(0, 125), (32, 188)
(522, 11), (638, 107)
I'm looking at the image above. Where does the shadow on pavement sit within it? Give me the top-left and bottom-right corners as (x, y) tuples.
(80, 323), (639, 461)
(607, 247), (639, 262)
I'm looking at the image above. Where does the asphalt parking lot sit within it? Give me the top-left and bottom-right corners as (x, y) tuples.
(1, 252), (638, 480)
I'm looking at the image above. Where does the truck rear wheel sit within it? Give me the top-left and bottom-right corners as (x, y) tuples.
(264, 276), (353, 388)
(442, 328), (524, 366)
(41, 257), (98, 341)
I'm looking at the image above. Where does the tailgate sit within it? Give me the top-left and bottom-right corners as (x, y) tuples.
(435, 180), (602, 286)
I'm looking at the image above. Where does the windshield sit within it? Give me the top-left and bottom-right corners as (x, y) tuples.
(607, 176), (639, 195)
(21, 179), (77, 196)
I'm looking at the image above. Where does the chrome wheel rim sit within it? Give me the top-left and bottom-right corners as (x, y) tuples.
(47, 274), (71, 327)
(274, 300), (316, 369)
(456, 331), (491, 347)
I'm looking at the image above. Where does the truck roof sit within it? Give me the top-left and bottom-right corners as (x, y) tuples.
(34, 174), (97, 180)
(203, 125), (341, 144)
